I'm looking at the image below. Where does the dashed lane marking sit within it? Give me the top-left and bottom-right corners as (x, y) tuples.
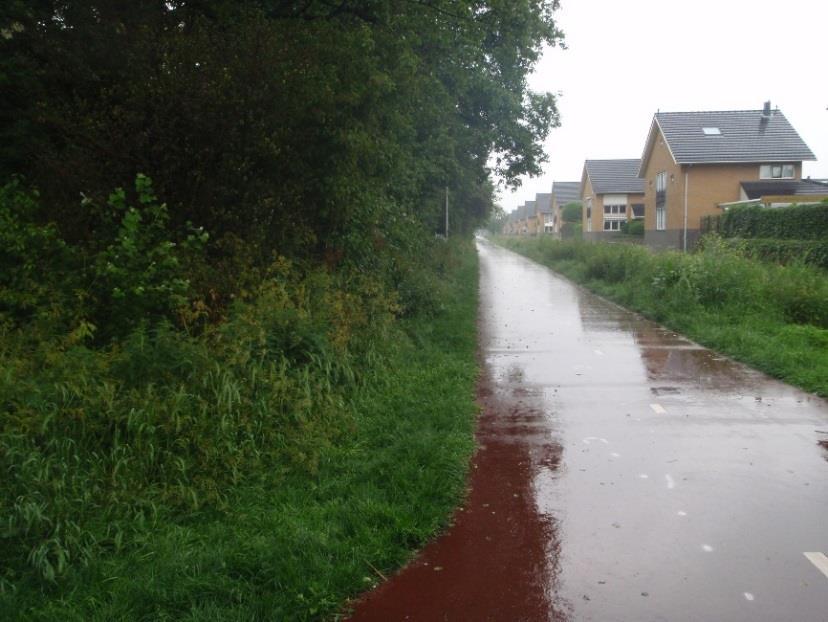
(804, 552), (828, 580)
(665, 474), (675, 489)
(650, 403), (667, 414)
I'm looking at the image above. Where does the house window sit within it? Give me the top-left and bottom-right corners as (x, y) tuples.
(656, 171), (667, 207)
(656, 205), (666, 230)
(586, 197), (592, 232)
(602, 204), (626, 232)
(760, 164), (794, 179)
(603, 204), (626, 215)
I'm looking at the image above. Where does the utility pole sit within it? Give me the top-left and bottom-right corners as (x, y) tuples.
(445, 186), (449, 238)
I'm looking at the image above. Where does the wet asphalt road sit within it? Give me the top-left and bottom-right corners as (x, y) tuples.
(347, 239), (828, 621)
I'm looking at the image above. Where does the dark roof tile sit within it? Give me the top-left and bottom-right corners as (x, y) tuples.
(655, 109), (815, 165)
(740, 179), (828, 200)
(535, 193), (553, 214)
(551, 181), (581, 206)
(585, 159), (645, 194)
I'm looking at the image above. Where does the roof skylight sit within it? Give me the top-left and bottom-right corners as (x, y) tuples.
(702, 127), (722, 135)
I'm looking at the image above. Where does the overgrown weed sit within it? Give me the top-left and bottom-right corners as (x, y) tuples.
(2, 224), (479, 621)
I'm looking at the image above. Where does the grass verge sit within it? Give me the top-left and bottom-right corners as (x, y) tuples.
(495, 235), (828, 397)
(1, 240), (479, 621)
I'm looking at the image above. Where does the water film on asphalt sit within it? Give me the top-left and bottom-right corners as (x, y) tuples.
(347, 239), (828, 621)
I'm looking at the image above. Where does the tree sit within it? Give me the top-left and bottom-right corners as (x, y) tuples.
(561, 202), (582, 223)
(0, 1), (564, 268)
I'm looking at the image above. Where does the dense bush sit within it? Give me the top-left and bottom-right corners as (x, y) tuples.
(0, 176), (206, 342)
(702, 202), (828, 240)
(621, 219), (644, 236)
(0, 181), (72, 324)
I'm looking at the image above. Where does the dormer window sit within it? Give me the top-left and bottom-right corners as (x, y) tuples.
(702, 127), (721, 135)
(760, 164), (794, 179)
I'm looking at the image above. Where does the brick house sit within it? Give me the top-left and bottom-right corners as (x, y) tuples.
(534, 192), (553, 234)
(638, 103), (816, 249)
(581, 159), (645, 240)
(550, 181), (581, 237)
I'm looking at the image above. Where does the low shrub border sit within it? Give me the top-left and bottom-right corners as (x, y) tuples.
(496, 235), (828, 397)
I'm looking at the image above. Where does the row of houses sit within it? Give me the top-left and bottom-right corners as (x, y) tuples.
(505, 102), (828, 250)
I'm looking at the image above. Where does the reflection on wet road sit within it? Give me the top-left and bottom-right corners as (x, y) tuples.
(348, 240), (828, 621)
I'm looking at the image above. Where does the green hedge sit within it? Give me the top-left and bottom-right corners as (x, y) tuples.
(702, 202), (828, 240)
(620, 220), (644, 236)
(720, 238), (828, 270)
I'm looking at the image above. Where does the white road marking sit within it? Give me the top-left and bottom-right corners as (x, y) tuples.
(744, 592), (755, 601)
(702, 544), (714, 552)
(638, 473), (649, 479)
(610, 452), (621, 458)
(650, 403), (667, 414)
(665, 474), (675, 489)
(583, 437), (609, 445)
(594, 349), (605, 356)
(677, 511), (687, 516)
(803, 552), (828, 580)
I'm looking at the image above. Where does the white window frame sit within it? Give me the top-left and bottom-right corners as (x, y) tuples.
(601, 195), (627, 232)
(602, 203), (626, 232)
(586, 197), (593, 232)
(656, 171), (667, 193)
(760, 163), (795, 179)
(603, 204), (627, 217)
(656, 205), (666, 230)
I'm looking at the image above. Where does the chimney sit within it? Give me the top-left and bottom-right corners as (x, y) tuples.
(761, 100), (772, 119)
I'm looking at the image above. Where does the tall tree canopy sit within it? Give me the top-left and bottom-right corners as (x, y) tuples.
(1, 0), (562, 263)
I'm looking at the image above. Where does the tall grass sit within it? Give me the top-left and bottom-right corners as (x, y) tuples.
(498, 235), (828, 396)
(1, 239), (479, 620)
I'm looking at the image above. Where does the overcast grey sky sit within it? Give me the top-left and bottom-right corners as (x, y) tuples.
(499, 0), (828, 213)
